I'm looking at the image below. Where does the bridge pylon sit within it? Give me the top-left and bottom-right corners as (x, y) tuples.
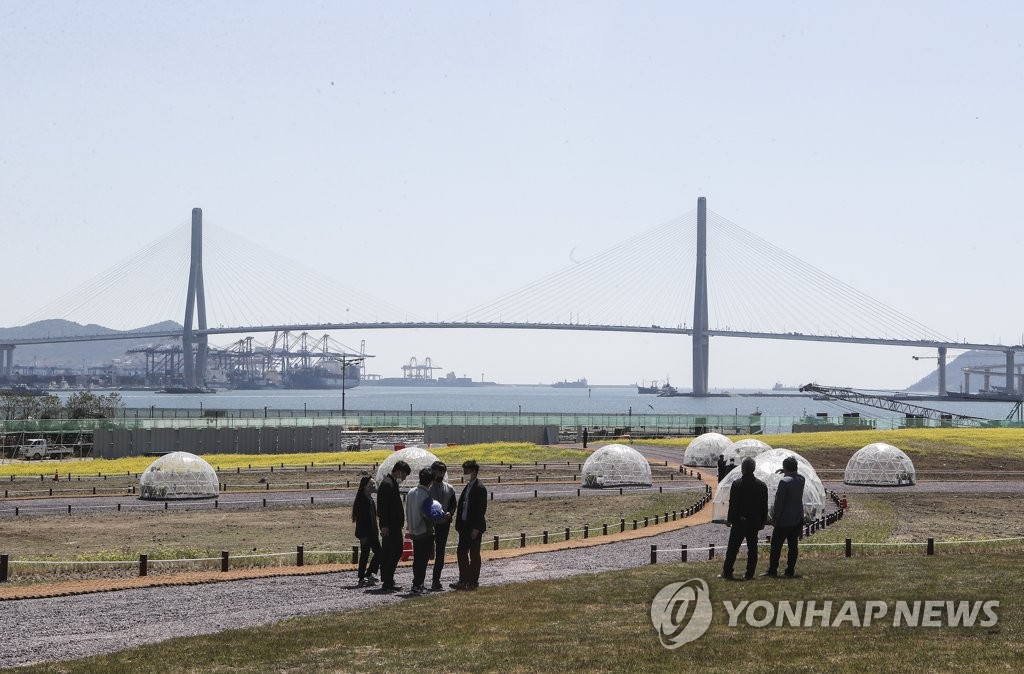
(692, 196), (710, 396)
(181, 208), (208, 388)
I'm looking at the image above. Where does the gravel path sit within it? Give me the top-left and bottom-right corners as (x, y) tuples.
(0, 521), (731, 669)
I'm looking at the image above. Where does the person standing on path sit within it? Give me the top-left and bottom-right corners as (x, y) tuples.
(377, 460), (411, 592)
(405, 467), (436, 594)
(428, 460), (457, 591)
(720, 457), (768, 580)
(452, 459), (487, 591)
(766, 456), (806, 578)
(352, 475), (381, 586)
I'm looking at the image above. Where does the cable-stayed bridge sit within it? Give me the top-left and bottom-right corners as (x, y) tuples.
(2, 198), (1021, 396)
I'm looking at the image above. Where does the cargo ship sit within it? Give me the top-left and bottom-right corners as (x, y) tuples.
(282, 364), (361, 390)
(551, 378), (588, 389)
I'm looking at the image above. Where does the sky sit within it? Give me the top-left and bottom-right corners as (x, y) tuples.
(2, 1), (1023, 389)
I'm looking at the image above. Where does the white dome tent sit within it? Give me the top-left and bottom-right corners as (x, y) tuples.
(722, 438), (772, 465)
(375, 447), (447, 484)
(844, 443), (916, 486)
(139, 452), (219, 500)
(683, 432), (732, 467)
(712, 448), (827, 525)
(581, 443), (653, 487)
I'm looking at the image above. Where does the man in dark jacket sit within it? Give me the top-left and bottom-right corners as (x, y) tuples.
(721, 457), (768, 580)
(452, 459), (487, 591)
(766, 456), (806, 578)
(377, 460), (411, 591)
(428, 460), (457, 591)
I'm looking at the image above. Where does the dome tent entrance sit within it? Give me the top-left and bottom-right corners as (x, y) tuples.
(581, 443), (653, 487)
(139, 452), (219, 500)
(844, 443), (916, 486)
(683, 432), (732, 467)
(711, 448), (826, 525)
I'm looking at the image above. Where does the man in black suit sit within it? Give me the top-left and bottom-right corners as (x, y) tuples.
(377, 460), (411, 592)
(767, 455), (806, 578)
(452, 459), (487, 591)
(721, 457), (768, 580)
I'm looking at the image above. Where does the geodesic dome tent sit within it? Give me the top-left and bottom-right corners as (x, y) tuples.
(375, 446), (447, 484)
(683, 432), (732, 467)
(139, 451), (219, 500)
(581, 443), (653, 487)
(844, 443), (916, 486)
(722, 438), (772, 465)
(712, 448), (826, 526)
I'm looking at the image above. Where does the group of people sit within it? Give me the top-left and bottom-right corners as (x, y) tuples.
(721, 455), (806, 579)
(350, 458), (488, 594)
(716, 454), (737, 481)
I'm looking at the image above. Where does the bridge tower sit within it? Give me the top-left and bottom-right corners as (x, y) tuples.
(181, 208), (209, 388)
(692, 197), (710, 396)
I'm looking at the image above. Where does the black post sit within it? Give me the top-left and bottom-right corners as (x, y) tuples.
(221, 550), (229, 572)
(845, 538), (852, 558)
(297, 545), (304, 567)
(139, 554), (148, 577)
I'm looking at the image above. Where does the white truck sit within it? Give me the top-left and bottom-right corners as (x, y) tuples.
(15, 439), (75, 461)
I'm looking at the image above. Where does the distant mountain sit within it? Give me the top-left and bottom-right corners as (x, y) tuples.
(906, 349), (1014, 394)
(0, 319), (182, 368)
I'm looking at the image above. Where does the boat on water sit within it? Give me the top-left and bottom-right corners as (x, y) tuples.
(772, 382), (800, 392)
(638, 380), (676, 395)
(282, 364), (360, 390)
(551, 378), (588, 389)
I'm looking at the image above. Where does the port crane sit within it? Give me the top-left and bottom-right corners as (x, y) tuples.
(798, 383), (994, 427)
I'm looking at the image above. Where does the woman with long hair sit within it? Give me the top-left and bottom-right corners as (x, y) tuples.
(352, 474), (381, 585)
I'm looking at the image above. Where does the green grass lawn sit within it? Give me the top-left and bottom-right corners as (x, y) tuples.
(14, 554), (1022, 673)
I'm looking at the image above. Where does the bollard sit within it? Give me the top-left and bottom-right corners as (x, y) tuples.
(664, 512), (669, 522)
(644, 516), (649, 527)
(672, 510), (677, 521)
(845, 538), (852, 558)
(306, 482), (310, 490)
(565, 527), (570, 541)
(543, 530), (549, 544)
(311, 497), (315, 505)
(139, 554), (148, 577)
(164, 502), (168, 510)
(221, 550), (230, 572)
(659, 486), (663, 494)
(577, 488), (580, 497)
(619, 487), (623, 496)
(603, 523), (608, 536)
(93, 486), (96, 495)
(215, 500), (218, 509)
(352, 545), (359, 564)
(520, 532), (526, 548)
(584, 524), (589, 539)
(68, 505), (71, 514)
(534, 490), (537, 498)
(620, 518), (626, 532)
(681, 543), (687, 562)
(709, 544), (715, 560)
(927, 538), (934, 556)
(263, 498), (267, 507)
(494, 535), (500, 551)
(490, 491), (494, 501)
(633, 519), (638, 530)
(654, 514), (659, 525)
(651, 545), (658, 564)
(497, 475), (501, 484)
(297, 545), (304, 567)
(266, 483), (270, 490)
(117, 503), (121, 512)
(1, 553), (8, 582)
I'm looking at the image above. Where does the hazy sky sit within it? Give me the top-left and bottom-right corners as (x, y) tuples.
(2, 2), (1022, 389)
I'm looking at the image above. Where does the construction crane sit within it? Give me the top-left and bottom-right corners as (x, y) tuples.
(798, 383), (991, 426)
